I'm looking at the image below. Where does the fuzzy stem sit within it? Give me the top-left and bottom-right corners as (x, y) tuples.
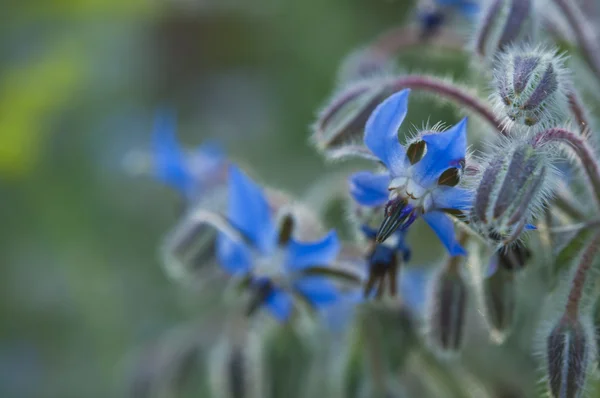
(568, 91), (593, 136)
(552, 0), (600, 80)
(532, 128), (600, 209)
(564, 232), (600, 319)
(386, 75), (506, 134)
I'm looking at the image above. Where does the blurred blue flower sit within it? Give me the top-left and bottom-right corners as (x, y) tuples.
(349, 89), (472, 256)
(416, 0), (479, 34)
(152, 110), (226, 200)
(362, 225), (411, 264)
(216, 164), (341, 322)
(361, 225), (411, 298)
(435, 0), (479, 16)
(320, 264), (431, 332)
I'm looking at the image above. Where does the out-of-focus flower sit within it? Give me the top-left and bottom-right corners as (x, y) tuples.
(361, 225), (411, 298)
(217, 165), (341, 322)
(416, 0), (480, 35)
(349, 90), (472, 256)
(152, 111), (227, 202)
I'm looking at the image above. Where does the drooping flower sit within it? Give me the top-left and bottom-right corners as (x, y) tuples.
(416, 0), (480, 34)
(361, 225), (411, 298)
(216, 164), (341, 322)
(152, 110), (227, 201)
(349, 89), (473, 256)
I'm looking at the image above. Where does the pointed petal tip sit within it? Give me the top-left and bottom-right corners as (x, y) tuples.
(450, 245), (467, 257)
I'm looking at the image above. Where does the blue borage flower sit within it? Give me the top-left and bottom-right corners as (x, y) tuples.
(320, 265), (430, 332)
(216, 164), (341, 322)
(361, 225), (411, 298)
(417, 0), (480, 33)
(349, 89), (472, 256)
(153, 110), (226, 200)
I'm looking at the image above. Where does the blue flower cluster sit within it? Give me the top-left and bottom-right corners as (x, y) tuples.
(148, 89), (473, 322)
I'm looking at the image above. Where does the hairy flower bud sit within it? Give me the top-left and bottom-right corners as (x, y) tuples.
(483, 265), (516, 341)
(545, 315), (594, 398)
(426, 264), (468, 354)
(471, 142), (554, 246)
(209, 326), (264, 398)
(473, 0), (537, 59)
(492, 45), (570, 131)
(160, 209), (223, 283)
(312, 78), (393, 154)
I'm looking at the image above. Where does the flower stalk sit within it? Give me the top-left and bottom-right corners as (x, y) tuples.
(564, 232), (600, 319)
(532, 128), (600, 210)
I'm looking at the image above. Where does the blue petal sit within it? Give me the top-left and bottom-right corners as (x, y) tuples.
(422, 211), (466, 256)
(227, 165), (275, 253)
(349, 171), (390, 207)
(361, 225), (378, 239)
(295, 276), (339, 307)
(430, 186), (473, 211)
(364, 90), (410, 172)
(525, 224), (537, 230)
(216, 233), (253, 274)
(286, 230), (340, 270)
(152, 110), (192, 194)
(265, 288), (294, 322)
(412, 118), (468, 187)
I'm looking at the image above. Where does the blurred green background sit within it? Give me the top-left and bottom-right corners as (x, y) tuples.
(0, 1), (428, 397)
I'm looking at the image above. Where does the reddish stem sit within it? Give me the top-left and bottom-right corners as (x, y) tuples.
(567, 90), (592, 136)
(564, 232), (600, 318)
(533, 128), (600, 209)
(387, 76), (506, 134)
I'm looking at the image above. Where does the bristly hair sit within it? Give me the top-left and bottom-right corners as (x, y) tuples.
(469, 135), (561, 249)
(490, 43), (571, 136)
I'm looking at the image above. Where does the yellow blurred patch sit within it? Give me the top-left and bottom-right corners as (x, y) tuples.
(20, 0), (159, 18)
(0, 41), (86, 178)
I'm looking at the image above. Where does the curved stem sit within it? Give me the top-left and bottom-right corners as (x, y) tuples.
(532, 128), (600, 210)
(552, 0), (600, 80)
(386, 75), (506, 134)
(565, 232), (600, 319)
(567, 90), (593, 136)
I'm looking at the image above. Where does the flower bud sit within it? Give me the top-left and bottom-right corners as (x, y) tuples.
(426, 265), (468, 354)
(311, 78), (393, 153)
(209, 326), (264, 398)
(160, 209), (222, 283)
(545, 315), (594, 398)
(483, 265), (516, 341)
(492, 45), (570, 131)
(471, 142), (553, 246)
(473, 0), (537, 59)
